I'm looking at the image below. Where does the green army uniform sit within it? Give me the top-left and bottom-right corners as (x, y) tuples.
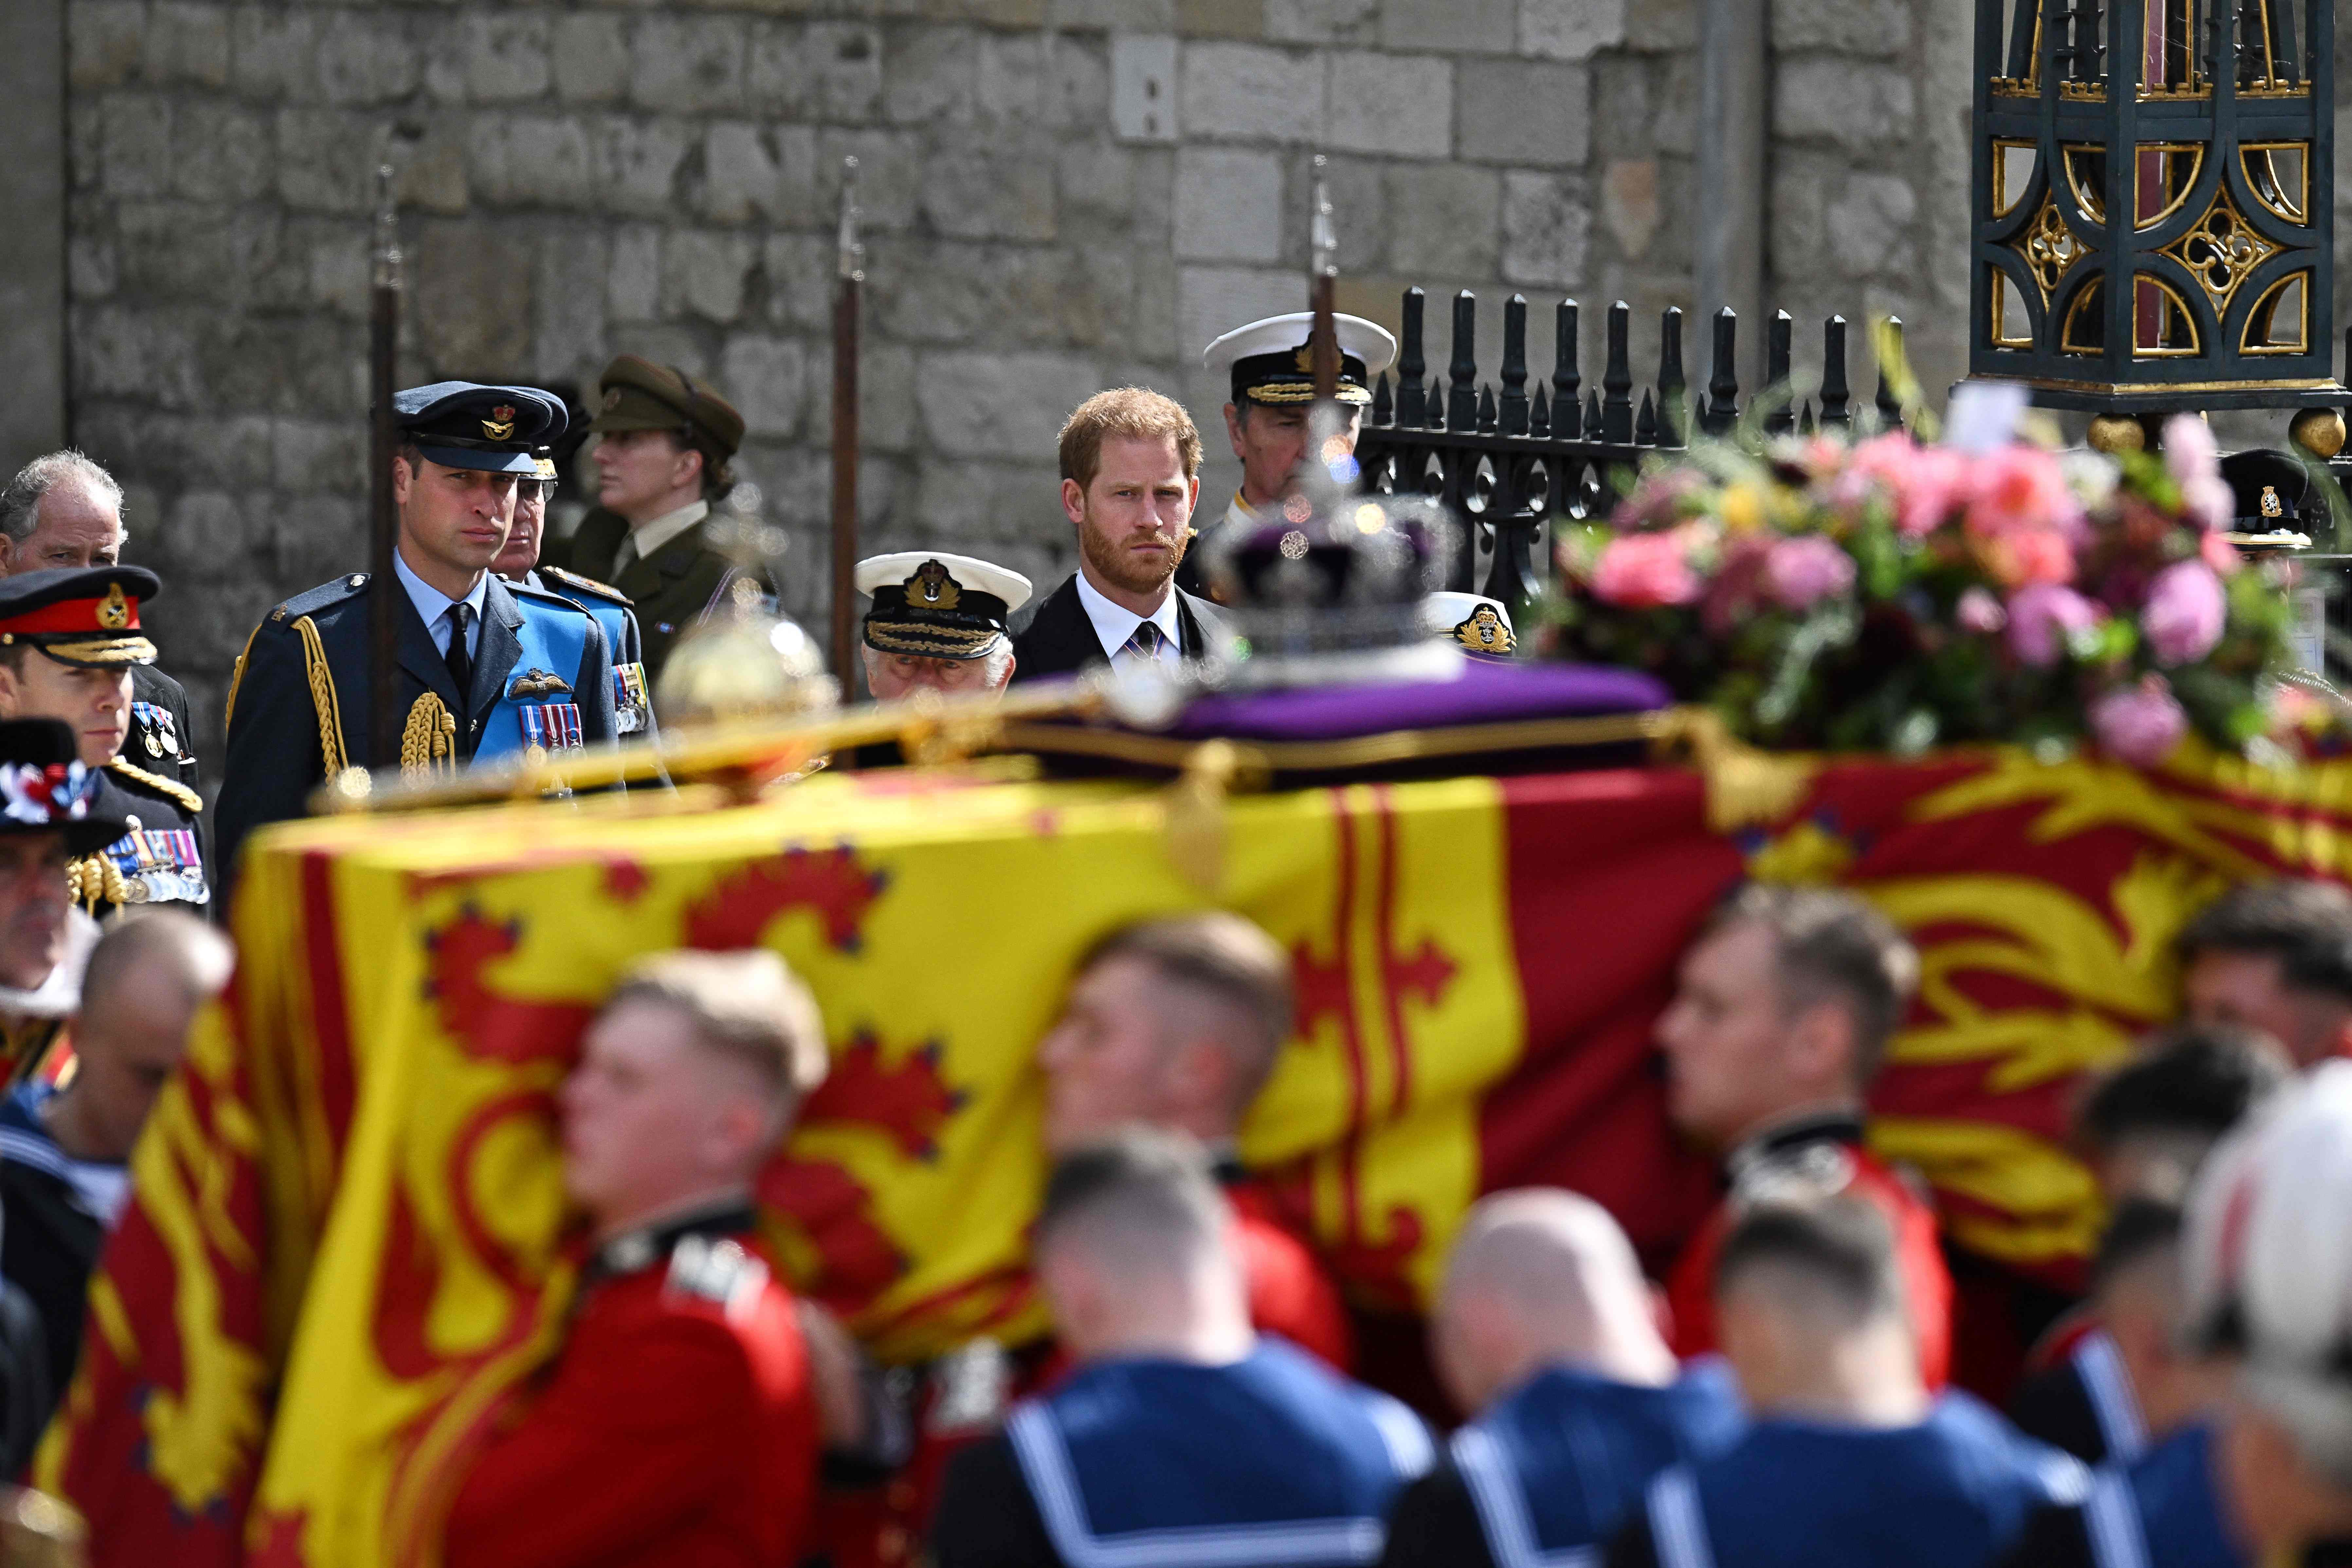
(540, 356), (764, 687)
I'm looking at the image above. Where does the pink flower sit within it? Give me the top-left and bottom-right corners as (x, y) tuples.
(2090, 674), (2188, 766)
(1976, 525), (2076, 588)
(1967, 445), (2084, 542)
(2200, 529), (2242, 576)
(2007, 583), (2101, 667)
(1956, 586), (2007, 635)
(2163, 415), (2232, 530)
(1850, 434), (1970, 537)
(1612, 469), (1707, 531)
(1763, 535), (1856, 611)
(2142, 560), (2226, 665)
(1591, 532), (1699, 609)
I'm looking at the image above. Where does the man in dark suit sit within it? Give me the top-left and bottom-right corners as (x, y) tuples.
(217, 384), (617, 896)
(1011, 388), (1230, 684)
(538, 355), (758, 689)
(0, 453), (199, 788)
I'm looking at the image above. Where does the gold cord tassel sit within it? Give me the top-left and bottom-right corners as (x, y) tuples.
(293, 616), (349, 777)
(401, 694), (460, 782)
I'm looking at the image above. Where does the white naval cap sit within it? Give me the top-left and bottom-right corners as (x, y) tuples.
(1203, 313), (1400, 407)
(855, 551), (1034, 660)
(1422, 591), (1517, 658)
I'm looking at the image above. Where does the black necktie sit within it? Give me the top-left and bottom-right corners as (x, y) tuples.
(443, 602), (473, 717)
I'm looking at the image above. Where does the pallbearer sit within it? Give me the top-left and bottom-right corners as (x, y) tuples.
(1203, 312), (1398, 532)
(0, 567), (205, 921)
(217, 384), (617, 894)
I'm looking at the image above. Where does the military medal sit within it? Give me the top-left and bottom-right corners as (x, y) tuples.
(518, 701), (586, 766)
(613, 663), (651, 736)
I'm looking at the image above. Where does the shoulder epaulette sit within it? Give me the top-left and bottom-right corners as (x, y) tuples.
(271, 573), (371, 623)
(506, 578), (599, 619)
(663, 1234), (769, 1315)
(106, 757), (202, 814)
(536, 565), (635, 607)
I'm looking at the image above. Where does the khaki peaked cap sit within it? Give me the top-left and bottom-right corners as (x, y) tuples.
(587, 354), (746, 459)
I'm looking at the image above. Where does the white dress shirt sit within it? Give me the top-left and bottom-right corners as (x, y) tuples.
(393, 547), (489, 661)
(613, 500), (710, 573)
(1074, 569), (1185, 669)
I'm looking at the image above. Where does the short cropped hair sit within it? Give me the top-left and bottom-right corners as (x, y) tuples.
(1036, 1127), (1227, 1260)
(1057, 388), (1204, 495)
(2076, 1023), (2290, 1150)
(0, 452), (121, 544)
(81, 909), (234, 1019)
(1708, 884), (1919, 1081)
(2090, 1196), (2183, 1295)
(1081, 912), (1294, 1103)
(1714, 1195), (1904, 1324)
(606, 949), (829, 1108)
(2179, 879), (2352, 1004)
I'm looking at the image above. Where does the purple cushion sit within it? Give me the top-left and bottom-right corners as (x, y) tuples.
(1161, 661), (1669, 742)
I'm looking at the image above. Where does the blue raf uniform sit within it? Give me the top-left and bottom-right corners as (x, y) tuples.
(521, 565), (655, 741)
(216, 383), (617, 894)
(1991, 1424), (2245, 1568)
(1382, 1361), (1746, 1568)
(1609, 1393), (2090, 1568)
(932, 1338), (1434, 1568)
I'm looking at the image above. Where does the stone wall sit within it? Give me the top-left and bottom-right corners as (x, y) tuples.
(48, 0), (2352, 769)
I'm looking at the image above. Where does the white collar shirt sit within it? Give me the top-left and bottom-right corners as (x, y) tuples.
(1074, 570), (1184, 668)
(392, 547), (489, 660)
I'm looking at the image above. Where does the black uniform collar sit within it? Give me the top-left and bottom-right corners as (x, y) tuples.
(584, 1196), (757, 1284)
(1725, 1108), (1866, 1184)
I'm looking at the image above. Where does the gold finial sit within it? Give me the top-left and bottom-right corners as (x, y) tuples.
(2290, 406), (2347, 460)
(837, 156), (864, 283)
(2085, 413), (2146, 455)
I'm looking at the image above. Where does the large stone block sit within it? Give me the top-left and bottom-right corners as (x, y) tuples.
(471, 116), (599, 209)
(719, 334), (809, 438)
(71, 303), (204, 410)
(868, 239), (1064, 345)
(920, 137), (1058, 242)
(880, 27), (979, 125)
(664, 230), (756, 323)
(465, 12), (552, 103)
(631, 18), (747, 114)
(101, 96), (173, 199)
(1058, 140), (1137, 236)
(1264, 0), (1378, 46)
(1173, 147), (1282, 262)
(699, 122), (819, 225)
(820, 129), (923, 232)
(908, 458), (1066, 548)
(1326, 51), (1450, 159)
(1501, 170), (1589, 288)
(1174, 262), (1297, 369)
(69, 3), (145, 90)
(1386, 162), (1501, 276)
(270, 419), (367, 494)
(915, 349), (1102, 459)
(144, 3), (231, 88)
(1823, 172), (1917, 279)
(314, 13), (419, 106)
(552, 14), (629, 105)
(1773, 0), (1912, 55)
(1520, 0), (1625, 60)
(1774, 56), (1914, 151)
(599, 117), (693, 218)
(761, 233), (836, 330)
(415, 222), (535, 377)
(1623, 0), (1698, 49)
(609, 225), (663, 322)
(229, 9), (316, 100)
(1179, 42), (1322, 143)
(1049, 0), (1180, 28)
(1457, 59), (1589, 168)
(1383, 0), (1513, 52)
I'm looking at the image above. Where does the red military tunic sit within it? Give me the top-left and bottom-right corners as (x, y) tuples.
(1222, 1170), (1355, 1371)
(444, 1206), (822, 1568)
(1665, 1113), (1953, 1389)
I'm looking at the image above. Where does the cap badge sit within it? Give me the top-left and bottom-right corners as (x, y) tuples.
(1454, 605), (1514, 654)
(602, 387), (623, 412)
(907, 560), (961, 612)
(97, 584), (130, 631)
(1292, 344), (1315, 374)
(2261, 485), (2284, 519)
(482, 405), (518, 441)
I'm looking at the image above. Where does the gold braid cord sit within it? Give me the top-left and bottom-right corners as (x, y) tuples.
(64, 854), (129, 914)
(293, 616), (349, 778)
(105, 757), (202, 814)
(401, 694), (460, 782)
(225, 622), (262, 730)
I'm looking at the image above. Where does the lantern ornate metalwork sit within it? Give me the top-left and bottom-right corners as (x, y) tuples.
(1970, 0), (2346, 414)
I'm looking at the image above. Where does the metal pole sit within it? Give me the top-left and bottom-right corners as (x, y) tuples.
(1695, 0), (1767, 362)
(1308, 155), (1340, 406)
(829, 157), (864, 697)
(367, 157), (402, 775)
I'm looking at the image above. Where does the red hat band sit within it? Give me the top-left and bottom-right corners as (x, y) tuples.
(1, 589), (141, 637)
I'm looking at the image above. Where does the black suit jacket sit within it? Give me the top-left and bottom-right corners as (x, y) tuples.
(216, 571), (615, 896)
(129, 663), (199, 787)
(1007, 575), (1229, 685)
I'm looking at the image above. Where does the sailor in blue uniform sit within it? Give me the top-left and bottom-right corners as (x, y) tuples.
(217, 384), (617, 894)
(1382, 1190), (1744, 1568)
(931, 1130), (1433, 1568)
(1608, 1198), (2088, 1568)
